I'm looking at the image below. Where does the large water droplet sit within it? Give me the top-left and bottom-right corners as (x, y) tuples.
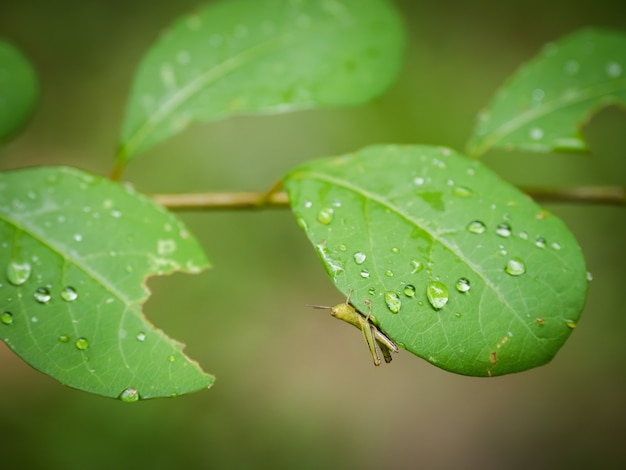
(384, 291), (401, 313)
(75, 337), (89, 350)
(61, 286), (78, 302)
(34, 287), (51, 303)
(6, 261), (32, 286)
(505, 258), (526, 276)
(467, 220), (486, 234)
(353, 252), (366, 265)
(427, 281), (449, 310)
(1, 312), (14, 325)
(316, 208), (334, 225)
(455, 278), (471, 293)
(403, 284), (416, 297)
(495, 223), (512, 237)
(119, 387), (140, 403)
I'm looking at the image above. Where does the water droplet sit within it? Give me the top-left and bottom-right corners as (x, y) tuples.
(413, 177), (425, 186)
(384, 291), (401, 313)
(119, 387), (140, 403)
(368, 287), (376, 296)
(391, 247), (399, 254)
(167, 355), (175, 363)
(532, 88), (545, 101)
(403, 284), (416, 297)
(338, 243), (347, 252)
(455, 312), (462, 318)
(6, 261), (32, 286)
(410, 260), (424, 275)
(535, 237), (547, 248)
(73, 233), (83, 242)
(495, 223), (512, 238)
(467, 220), (486, 234)
(518, 231), (528, 240)
(427, 281), (449, 310)
(34, 287), (51, 303)
(606, 61), (622, 78)
(455, 278), (471, 293)
(385, 270), (394, 277)
(157, 239), (176, 255)
(353, 252), (366, 265)
(61, 286), (78, 302)
(586, 271), (593, 281)
(504, 257), (526, 276)
(136, 332), (146, 342)
(536, 317), (545, 326)
(58, 334), (70, 343)
(360, 269), (370, 278)
(75, 337), (89, 350)
(317, 208), (334, 225)
(565, 320), (576, 329)
(564, 60), (580, 75)
(1, 312), (13, 325)
(551, 242), (561, 251)
(452, 186), (473, 197)
(529, 127), (544, 140)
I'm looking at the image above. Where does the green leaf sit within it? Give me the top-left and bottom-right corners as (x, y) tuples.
(118, 0), (404, 161)
(0, 167), (213, 399)
(467, 28), (626, 157)
(284, 145), (588, 376)
(0, 39), (38, 143)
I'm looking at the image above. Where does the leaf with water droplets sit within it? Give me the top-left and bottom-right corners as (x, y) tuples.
(0, 167), (213, 399)
(467, 28), (626, 157)
(285, 145), (588, 376)
(0, 39), (38, 143)
(117, 0), (405, 162)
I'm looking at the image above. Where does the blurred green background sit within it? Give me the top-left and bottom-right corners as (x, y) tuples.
(1, 0), (625, 468)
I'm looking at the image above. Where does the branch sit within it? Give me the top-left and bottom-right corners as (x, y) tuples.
(151, 186), (626, 210)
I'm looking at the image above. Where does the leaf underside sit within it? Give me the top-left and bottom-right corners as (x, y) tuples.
(285, 145), (588, 376)
(0, 39), (38, 143)
(0, 167), (213, 399)
(118, 0), (405, 160)
(467, 28), (626, 157)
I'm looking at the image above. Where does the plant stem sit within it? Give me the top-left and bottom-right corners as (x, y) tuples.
(151, 186), (625, 210)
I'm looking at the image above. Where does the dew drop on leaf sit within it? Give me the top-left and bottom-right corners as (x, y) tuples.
(427, 281), (449, 310)
(467, 220), (486, 234)
(136, 332), (147, 342)
(535, 237), (547, 248)
(75, 337), (89, 350)
(606, 61), (622, 78)
(551, 242), (561, 250)
(1, 312), (14, 325)
(536, 317), (545, 326)
(452, 186), (473, 197)
(455, 278), (471, 293)
(565, 320), (577, 329)
(167, 355), (176, 363)
(504, 257), (526, 276)
(403, 284), (416, 297)
(33, 287), (51, 303)
(6, 261), (32, 286)
(119, 387), (140, 403)
(410, 260), (423, 274)
(360, 269), (370, 278)
(60, 286), (78, 302)
(385, 270), (394, 277)
(353, 252), (366, 265)
(58, 334), (70, 343)
(495, 223), (512, 237)
(384, 291), (401, 313)
(316, 208), (334, 225)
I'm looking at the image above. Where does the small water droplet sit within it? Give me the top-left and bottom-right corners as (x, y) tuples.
(391, 247), (399, 254)
(7, 261), (32, 286)
(551, 242), (561, 251)
(385, 270), (394, 277)
(384, 291), (401, 313)
(61, 286), (78, 302)
(368, 287), (376, 296)
(455, 278), (471, 293)
(317, 208), (334, 225)
(452, 186), (473, 197)
(467, 220), (486, 234)
(529, 127), (544, 140)
(455, 312), (462, 318)
(413, 177), (425, 186)
(518, 231), (528, 240)
(427, 281), (449, 310)
(504, 258), (526, 276)
(1, 312), (13, 325)
(565, 320), (576, 329)
(75, 337), (89, 350)
(586, 271), (593, 281)
(535, 237), (547, 248)
(532, 88), (545, 101)
(119, 387), (140, 403)
(136, 332), (146, 342)
(495, 223), (512, 237)
(338, 243), (347, 252)
(606, 61), (622, 78)
(58, 334), (70, 343)
(167, 355), (175, 363)
(73, 233), (83, 242)
(353, 252), (366, 265)
(360, 269), (370, 278)
(410, 260), (423, 274)
(34, 287), (51, 303)
(536, 317), (545, 326)
(564, 59), (580, 75)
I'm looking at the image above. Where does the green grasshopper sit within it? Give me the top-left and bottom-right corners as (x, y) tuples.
(310, 292), (398, 366)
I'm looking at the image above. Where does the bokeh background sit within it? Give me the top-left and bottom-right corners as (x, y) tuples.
(1, 0), (625, 468)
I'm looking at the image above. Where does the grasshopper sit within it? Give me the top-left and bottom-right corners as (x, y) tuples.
(310, 292), (398, 366)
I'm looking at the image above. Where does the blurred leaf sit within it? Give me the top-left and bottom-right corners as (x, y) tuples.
(285, 145), (588, 376)
(118, 0), (405, 162)
(0, 39), (38, 143)
(467, 28), (626, 157)
(0, 167), (213, 399)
